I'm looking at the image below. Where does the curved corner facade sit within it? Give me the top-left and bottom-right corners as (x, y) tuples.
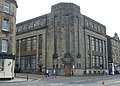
(16, 3), (108, 76)
(0, 0), (17, 79)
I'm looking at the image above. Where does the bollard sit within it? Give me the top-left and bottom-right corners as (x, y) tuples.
(27, 75), (28, 81)
(100, 81), (105, 86)
(102, 81), (104, 85)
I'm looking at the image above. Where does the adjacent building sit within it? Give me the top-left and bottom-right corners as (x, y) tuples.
(0, 0), (18, 79)
(107, 33), (120, 75)
(16, 3), (108, 76)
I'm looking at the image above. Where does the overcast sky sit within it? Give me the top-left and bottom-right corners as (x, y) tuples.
(16, 0), (120, 37)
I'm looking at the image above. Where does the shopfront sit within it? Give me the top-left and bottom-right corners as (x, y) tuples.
(0, 53), (15, 79)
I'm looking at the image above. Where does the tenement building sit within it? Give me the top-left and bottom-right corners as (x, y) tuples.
(16, 3), (108, 75)
(0, 0), (17, 79)
(107, 33), (120, 75)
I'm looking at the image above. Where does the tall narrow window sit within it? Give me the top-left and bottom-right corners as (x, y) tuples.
(104, 41), (107, 69)
(64, 15), (70, 53)
(3, 1), (10, 13)
(32, 36), (37, 50)
(88, 35), (90, 50)
(21, 39), (26, 51)
(100, 56), (103, 69)
(31, 55), (36, 70)
(92, 55), (95, 68)
(39, 34), (42, 54)
(2, 39), (8, 52)
(20, 57), (25, 70)
(16, 40), (19, 52)
(99, 40), (102, 52)
(96, 39), (99, 51)
(92, 37), (95, 51)
(27, 38), (31, 51)
(2, 19), (9, 31)
(96, 56), (99, 68)
(88, 54), (91, 69)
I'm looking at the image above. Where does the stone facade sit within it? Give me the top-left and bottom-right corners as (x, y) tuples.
(16, 3), (108, 75)
(107, 33), (120, 75)
(0, 0), (17, 79)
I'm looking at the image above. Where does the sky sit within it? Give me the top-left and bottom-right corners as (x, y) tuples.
(16, 0), (120, 37)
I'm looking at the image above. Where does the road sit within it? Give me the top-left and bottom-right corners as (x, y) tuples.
(0, 73), (120, 86)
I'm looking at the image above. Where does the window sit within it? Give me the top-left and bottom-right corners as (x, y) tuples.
(16, 40), (19, 52)
(64, 16), (69, 25)
(39, 34), (42, 54)
(32, 36), (37, 50)
(2, 19), (9, 31)
(77, 63), (81, 69)
(96, 39), (99, 51)
(2, 39), (8, 52)
(96, 56), (99, 68)
(100, 56), (103, 69)
(3, 1), (10, 13)
(21, 39), (26, 51)
(88, 54), (91, 69)
(92, 37), (95, 51)
(99, 40), (102, 52)
(20, 57), (25, 70)
(88, 35), (90, 50)
(0, 59), (4, 71)
(92, 55), (95, 68)
(31, 56), (36, 70)
(27, 38), (31, 51)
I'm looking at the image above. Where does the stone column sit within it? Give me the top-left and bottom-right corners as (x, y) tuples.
(36, 35), (39, 71)
(18, 39), (21, 69)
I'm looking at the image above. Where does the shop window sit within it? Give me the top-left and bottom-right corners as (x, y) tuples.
(0, 59), (4, 71)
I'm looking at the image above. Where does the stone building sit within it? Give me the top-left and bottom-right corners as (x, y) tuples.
(107, 33), (120, 75)
(0, 0), (17, 79)
(16, 3), (108, 75)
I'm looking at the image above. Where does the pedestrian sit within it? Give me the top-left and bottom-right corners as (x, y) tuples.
(52, 69), (56, 78)
(46, 69), (49, 77)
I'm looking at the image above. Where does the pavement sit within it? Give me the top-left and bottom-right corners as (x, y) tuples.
(0, 73), (43, 83)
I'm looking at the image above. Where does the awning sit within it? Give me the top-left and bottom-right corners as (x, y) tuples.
(0, 53), (15, 60)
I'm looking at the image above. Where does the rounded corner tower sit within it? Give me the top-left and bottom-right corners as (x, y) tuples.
(0, 0), (18, 79)
(47, 2), (82, 76)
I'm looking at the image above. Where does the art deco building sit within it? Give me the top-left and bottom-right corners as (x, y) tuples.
(107, 33), (120, 75)
(16, 3), (108, 75)
(0, 0), (18, 79)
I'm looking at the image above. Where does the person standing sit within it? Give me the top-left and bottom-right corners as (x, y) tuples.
(46, 69), (49, 77)
(53, 69), (56, 78)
